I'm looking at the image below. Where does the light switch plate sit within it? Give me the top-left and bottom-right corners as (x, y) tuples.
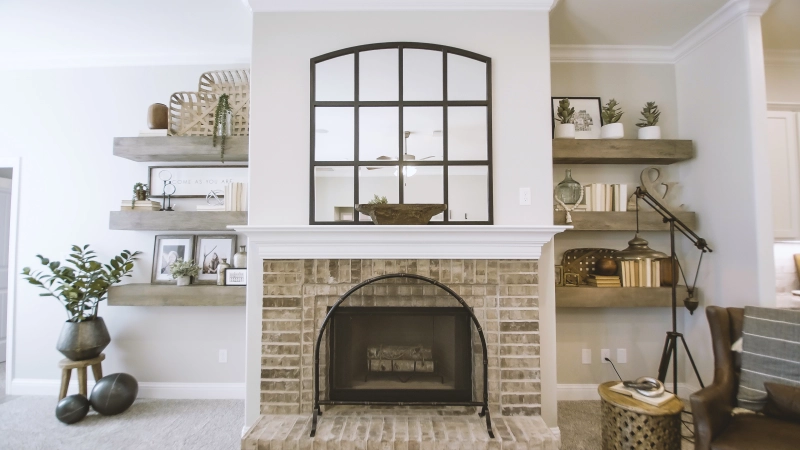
(519, 188), (531, 205)
(582, 349), (591, 364)
(617, 348), (627, 364)
(601, 349), (611, 363)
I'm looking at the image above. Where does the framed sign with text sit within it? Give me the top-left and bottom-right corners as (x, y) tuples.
(148, 165), (248, 198)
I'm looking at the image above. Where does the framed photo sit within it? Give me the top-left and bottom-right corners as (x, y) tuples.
(148, 165), (248, 198)
(152, 235), (195, 284)
(194, 235), (238, 284)
(225, 269), (248, 286)
(555, 265), (564, 287)
(551, 97), (603, 139)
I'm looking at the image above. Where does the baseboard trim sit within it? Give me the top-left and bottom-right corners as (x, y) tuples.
(557, 383), (701, 401)
(10, 378), (245, 399)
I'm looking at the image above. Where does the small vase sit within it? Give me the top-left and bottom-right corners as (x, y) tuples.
(176, 275), (191, 286)
(638, 125), (661, 140)
(554, 123), (576, 139)
(56, 317), (111, 361)
(555, 169), (582, 206)
(217, 258), (231, 286)
(600, 123), (624, 139)
(233, 246), (247, 269)
(136, 191), (148, 201)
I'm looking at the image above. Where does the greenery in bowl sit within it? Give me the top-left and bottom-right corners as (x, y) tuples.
(169, 259), (200, 279)
(636, 101), (661, 127)
(601, 99), (623, 124)
(21, 245), (141, 322)
(368, 195), (388, 205)
(555, 98), (575, 124)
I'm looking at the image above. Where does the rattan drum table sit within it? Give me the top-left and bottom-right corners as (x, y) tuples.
(598, 381), (684, 450)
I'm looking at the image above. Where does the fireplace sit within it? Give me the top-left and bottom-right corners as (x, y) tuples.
(328, 306), (473, 403)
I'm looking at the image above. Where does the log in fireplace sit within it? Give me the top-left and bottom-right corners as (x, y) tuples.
(311, 273), (494, 438)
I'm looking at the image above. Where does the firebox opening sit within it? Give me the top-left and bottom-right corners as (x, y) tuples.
(329, 307), (473, 403)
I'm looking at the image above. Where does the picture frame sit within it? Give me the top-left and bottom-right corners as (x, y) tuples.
(152, 235), (195, 284)
(555, 265), (564, 287)
(551, 97), (603, 139)
(194, 235), (238, 284)
(225, 269), (248, 286)
(148, 165), (248, 198)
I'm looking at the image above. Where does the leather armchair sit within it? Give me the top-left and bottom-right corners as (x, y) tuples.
(691, 306), (800, 450)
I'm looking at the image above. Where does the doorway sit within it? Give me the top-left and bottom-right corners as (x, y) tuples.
(0, 170), (10, 363)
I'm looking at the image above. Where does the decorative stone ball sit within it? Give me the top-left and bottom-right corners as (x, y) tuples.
(56, 394), (90, 424)
(90, 373), (138, 415)
(595, 257), (619, 276)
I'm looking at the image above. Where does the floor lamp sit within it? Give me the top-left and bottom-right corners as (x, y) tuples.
(616, 187), (712, 395)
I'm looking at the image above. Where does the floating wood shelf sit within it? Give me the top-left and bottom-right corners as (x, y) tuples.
(109, 211), (247, 231)
(553, 139), (693, 165)
(113, 136), (248, 162)
(108, 284), (245, 306)
(554, 211), (696, 231)
(556, 286), (691, 308)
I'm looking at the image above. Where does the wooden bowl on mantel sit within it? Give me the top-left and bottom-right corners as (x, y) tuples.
(355, 204), (447, 225)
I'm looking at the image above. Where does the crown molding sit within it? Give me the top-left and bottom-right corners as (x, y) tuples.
(247, 0), (557, 12)
(764, 49), (800, 66)
(550, 45), (675, 64)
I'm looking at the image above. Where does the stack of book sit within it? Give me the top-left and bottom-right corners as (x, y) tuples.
(196, 204), (225, 212)
(224, 182), (248, 212)
(587, 274), (621, 288)
(620, 259), (663, 287)
(138, 129), (168, 137)
(583, 184), (628, 212)
(120, 200), (161, 211)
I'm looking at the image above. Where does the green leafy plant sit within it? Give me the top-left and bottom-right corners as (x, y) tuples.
(132, 182), (148, 208)
(601, 99), (623, 124)
(21, 246), (141, 322)
(368, 194), (388, 205)
(636, 101), (661, 128)
(212, 93), (233, 163)
(555, 98), (575, 124)
(169, 259), (200, 279)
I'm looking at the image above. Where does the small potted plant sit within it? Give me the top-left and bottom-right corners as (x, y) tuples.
(132, 182), (148, 208)
(600, 99), (624, 139)
(169, 259), (200, 286)
(636, 101), (662, 139)
(21, 245), (140, 361)
(213, 93), (233, 163)
(554, 98), (576, 139)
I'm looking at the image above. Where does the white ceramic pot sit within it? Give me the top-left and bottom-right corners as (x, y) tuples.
(600, 123), (624, 139)
(176, 275), (191, 286)
(554, 123), (576, 139)
(638, 125), (661, 140)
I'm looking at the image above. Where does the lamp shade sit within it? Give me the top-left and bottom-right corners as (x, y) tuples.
(615, 234), (669, 260)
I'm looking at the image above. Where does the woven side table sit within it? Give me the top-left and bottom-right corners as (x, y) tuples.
(598, 381), (683, 450)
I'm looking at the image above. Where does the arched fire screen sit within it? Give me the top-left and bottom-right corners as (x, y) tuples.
(311, 273), (494, 438)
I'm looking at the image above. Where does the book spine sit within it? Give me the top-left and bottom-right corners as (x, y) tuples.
(619, 184), (628, 212)
(585, 185), (592, 212)
(645, 258), (652, 288)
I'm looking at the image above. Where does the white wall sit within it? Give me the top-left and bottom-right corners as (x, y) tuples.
(0, 66), (247, 392)
(248, 10), (557, 426)
(675, 13), (773, 384)
(765, 63), (800, 105)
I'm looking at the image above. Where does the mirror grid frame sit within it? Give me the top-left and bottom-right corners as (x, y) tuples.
(310, 42), (493, 225)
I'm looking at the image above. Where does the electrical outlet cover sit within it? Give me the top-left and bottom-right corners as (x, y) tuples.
(617, 348), (627, 364)
(582, 349), (591, 364)
(601, 349), (611, 363)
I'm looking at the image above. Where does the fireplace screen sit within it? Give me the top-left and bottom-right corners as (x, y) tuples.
(329, 307), (473, 403)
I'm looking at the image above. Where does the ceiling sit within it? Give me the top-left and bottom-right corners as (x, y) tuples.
(761, 0), (800, 50)
(550, 0), (730, 46)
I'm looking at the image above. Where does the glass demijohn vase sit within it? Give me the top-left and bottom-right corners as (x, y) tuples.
(556, 169), (582, 205)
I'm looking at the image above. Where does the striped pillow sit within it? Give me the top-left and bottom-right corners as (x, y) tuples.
(737, 306), (800, 411)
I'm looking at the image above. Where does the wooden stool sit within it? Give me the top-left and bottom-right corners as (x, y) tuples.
(58, 353), (105, 400)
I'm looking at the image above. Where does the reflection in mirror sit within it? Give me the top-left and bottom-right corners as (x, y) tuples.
(447, 53), (487, 101)
(359, 107), (399, 161)
(315, 107), (354, 161)
(360, 49), (399, 101)
(448, 166), (489, 222)
(403, 49), (443, 101)
(316, 54), (354, 101)
(358, 166), (400, 220)
(403, 107), (443, 161)
(448, 107), (488, 161)
(315, 166), (355, 222)
(404, 166), (444, 221)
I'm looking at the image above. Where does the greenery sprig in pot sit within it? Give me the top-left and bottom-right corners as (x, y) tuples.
(212, 93), (233, 163)
(554, 98), (576, 139)
(636, 101), (662, 140)
(600, 99), (624, 139)
(132, 182), (148, 208)
(169, 259), (199, 286)
(21, 245), (141, 361)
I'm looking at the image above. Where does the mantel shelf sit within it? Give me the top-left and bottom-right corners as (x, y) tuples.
(556, 286), (691, 308)
(554, 211), (696, 231)
(113, 136), (248, 162)
(108, 284), (245, 306)
(109, 211), (247, 231)
(553, 139), (694, 164)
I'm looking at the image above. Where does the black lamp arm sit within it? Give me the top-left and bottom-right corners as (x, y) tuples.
(634, 187), (712, 253)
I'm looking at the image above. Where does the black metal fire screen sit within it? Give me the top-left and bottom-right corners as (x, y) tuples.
(311, 273), (494, 438)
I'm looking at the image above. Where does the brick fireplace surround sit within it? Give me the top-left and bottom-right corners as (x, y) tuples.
(236, 226), (567, 449)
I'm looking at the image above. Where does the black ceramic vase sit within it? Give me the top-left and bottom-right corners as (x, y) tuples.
(56, 317), (110, 361)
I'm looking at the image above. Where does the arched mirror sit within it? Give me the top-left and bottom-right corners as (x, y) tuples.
(310, 43), (493, 224)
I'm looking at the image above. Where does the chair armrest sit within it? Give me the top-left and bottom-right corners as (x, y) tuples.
(690, 382), (734, 450)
